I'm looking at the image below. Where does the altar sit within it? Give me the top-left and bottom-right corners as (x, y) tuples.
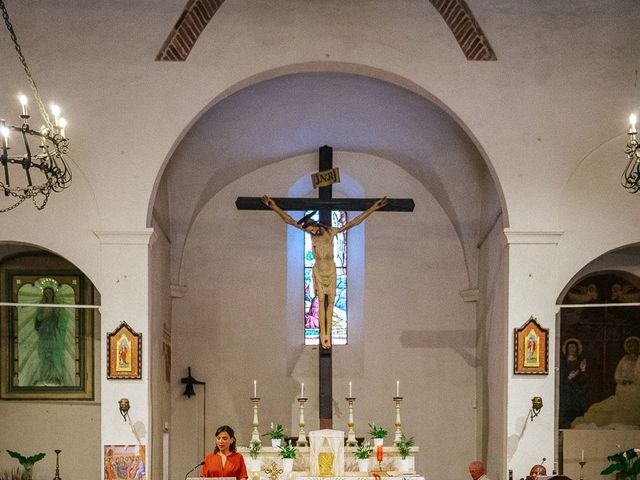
(236, 445), (421, 478)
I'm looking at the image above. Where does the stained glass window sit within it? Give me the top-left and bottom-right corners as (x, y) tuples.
(304, 210), (348, 345)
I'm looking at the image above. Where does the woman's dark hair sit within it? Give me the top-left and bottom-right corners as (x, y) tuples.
(214, 425), (236, 453)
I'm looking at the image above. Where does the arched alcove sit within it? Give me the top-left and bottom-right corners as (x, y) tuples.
(0, 243), (101, 480)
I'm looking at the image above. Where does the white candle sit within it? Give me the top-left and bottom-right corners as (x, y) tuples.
(19, 94), (28, 116)
(349, 381), (352, 397)
(300, 382), (304, 398)
(253, 379), (257, 398)
(396, 380), (400, 397)
(581, 450), (584, 462)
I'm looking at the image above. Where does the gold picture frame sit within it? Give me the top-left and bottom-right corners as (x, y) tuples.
(0, 269), (95, 400)
(107, 322), (142, 379)
(514, 316), (549, 375)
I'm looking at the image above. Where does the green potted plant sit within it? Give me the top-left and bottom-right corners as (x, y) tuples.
(264, 422), (286, 447)
(354, 443), (373, 472)
(6, 451), (46, 480)
(395, 435), (415, 472)
(601, 448), (640, 480)
(368, 423), (388, 446)
(278, 441), (298, 472)
(246, 441), (262, 472)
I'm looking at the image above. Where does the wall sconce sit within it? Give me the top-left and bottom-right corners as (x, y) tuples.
(529, 396), (543, 421)
(181, 366), (205, 398)
(118, 398), (130, 422)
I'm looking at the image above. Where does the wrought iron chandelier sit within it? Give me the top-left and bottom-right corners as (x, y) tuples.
(623, 113), (640, 194)
(0, 0), (71, 212)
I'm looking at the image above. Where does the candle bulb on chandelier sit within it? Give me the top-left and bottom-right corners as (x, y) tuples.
(629, 114), (637, 134)
(18, 94), (28, 117)
(58, 118), (67, 138)
(1, 126), (9, 149)
(51, 104), (61, 126)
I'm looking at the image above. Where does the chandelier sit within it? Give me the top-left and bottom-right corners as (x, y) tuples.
(0, 0), (71, 212)
(623, 113), (640, 194)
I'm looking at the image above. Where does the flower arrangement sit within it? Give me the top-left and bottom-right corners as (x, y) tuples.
(396, 436), (415, 459)
(278, 441), (298, 459)
(354, 443), (373, 460)
(264, 422), (285, 440)
(248, 441), (262, 460)
(367, 423), (388, 439)
(601, 448), (640, 480)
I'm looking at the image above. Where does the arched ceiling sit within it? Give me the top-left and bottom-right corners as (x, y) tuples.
(157, 72), (501, 284)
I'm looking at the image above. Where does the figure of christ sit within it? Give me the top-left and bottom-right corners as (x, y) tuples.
(262, 195), (388, 349)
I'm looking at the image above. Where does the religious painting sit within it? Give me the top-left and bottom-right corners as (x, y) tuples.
(107, 322), (142, 379)
(559, 272), (640, 429)
(514, 316), (549, 375)
(0, 270), (95, 400)
(304, 210), (348, 345)
(104, 444), (146, 480)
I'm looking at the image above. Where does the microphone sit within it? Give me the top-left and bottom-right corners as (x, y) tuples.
(184, 460), (205, 480)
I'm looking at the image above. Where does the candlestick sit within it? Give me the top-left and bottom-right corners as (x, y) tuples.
(578, 460), (586, 480)
(393, 396), (404, 445)
(53, 449), (62, 480)
(253, 379), (257, 398)
(345, 396), (357, 446)
(250, 397), (261, 444)
(396, 380), (400, 397)
(296, 397), (308, 446)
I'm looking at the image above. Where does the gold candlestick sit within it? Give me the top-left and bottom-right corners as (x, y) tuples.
(393, 396), (403, 445)
(345, 397), (357, 446)
(52, 449), (62, 480)
(250, 397), (261, 444)
(578, 460), (586, 480)
(296, 397), (308, 446)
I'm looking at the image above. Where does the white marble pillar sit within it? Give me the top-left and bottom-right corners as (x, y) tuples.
(504, 229), (562, 480)
(96, 228), (156, 478)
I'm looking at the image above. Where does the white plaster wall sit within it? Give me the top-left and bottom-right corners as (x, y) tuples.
(0, 334), (101, 480)
(149, 221), (173, 480)
(505, 234), (562, 480)
(557, 135), (640, 292)
(96, 231), (154, 479)
(478, 217), (508, 478)
(170, 153), (476, 480)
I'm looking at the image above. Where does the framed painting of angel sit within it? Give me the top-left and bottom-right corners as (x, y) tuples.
(0, 269), (94, 400)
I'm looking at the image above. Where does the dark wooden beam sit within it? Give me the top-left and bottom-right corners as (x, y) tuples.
(235, 197), (415, 212)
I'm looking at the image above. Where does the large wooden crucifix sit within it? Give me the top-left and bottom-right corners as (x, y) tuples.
(236, 145), (414, 428)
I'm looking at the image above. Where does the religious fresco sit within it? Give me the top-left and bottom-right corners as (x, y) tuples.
(103, 445), (146, 480)
(304, 210), (348, 345)
(559, 273), (640, 429)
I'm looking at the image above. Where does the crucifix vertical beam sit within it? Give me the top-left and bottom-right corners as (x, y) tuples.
(318, 145), (333, 429)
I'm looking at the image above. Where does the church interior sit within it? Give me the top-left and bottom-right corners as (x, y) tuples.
(0, 1), (639, 479)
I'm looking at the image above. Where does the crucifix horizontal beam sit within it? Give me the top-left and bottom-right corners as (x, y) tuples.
(236, 197), (415, 212)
